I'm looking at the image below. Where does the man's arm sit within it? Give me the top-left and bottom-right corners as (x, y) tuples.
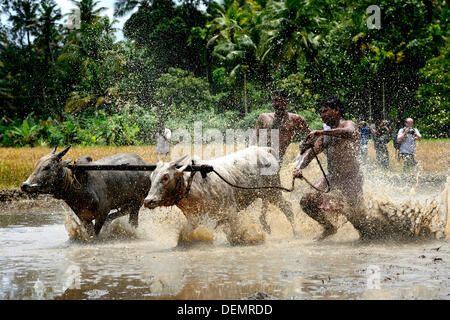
(414, 128), (422, 141)
(293, 114), (311, 134)
(164, 129), (171, 142)
(397, 128), (407, 143)
(310, 120), (356, 140)
(294, 135), (325, 172)
(256, 114), (269, 142)
(255, 115), (262, 141)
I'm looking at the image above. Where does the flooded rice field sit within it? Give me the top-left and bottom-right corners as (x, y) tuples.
(1, 166), (449, 300)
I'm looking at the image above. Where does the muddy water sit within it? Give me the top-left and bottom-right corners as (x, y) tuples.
(1, 179), (449, 300)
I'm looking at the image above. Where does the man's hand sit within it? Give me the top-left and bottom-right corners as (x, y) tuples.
(308, 130), (324, 139)
(292, 168), (303, 179)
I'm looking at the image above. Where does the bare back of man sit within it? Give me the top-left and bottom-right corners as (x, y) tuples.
(257, 112), (309, 160)
(256, 90), (309, 161)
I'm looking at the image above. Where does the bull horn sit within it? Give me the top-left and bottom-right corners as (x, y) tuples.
(57, 146), (71, 159)
(170, 155), (188, 167)
(50, 146), (57, 154)
(174, 162), (189, 178)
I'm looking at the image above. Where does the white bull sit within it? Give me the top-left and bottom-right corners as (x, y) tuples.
(144, 146), (295, 240)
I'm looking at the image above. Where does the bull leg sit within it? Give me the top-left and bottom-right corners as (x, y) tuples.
(105, 208), (128, 223)
(128, 202), (141, 228)
(94, 211), (109, 236)
(260, 200), (272, 234)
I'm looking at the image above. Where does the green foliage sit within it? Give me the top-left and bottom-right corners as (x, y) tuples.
(277, 72), (319, 109)
(0, 110), (149, 146)
(154, 68), (212, 118)
(0, 0), (448, 147)
(415, 41), (450, 138)
(7, 113), (41, 146)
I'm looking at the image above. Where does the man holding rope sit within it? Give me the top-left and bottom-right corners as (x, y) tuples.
(292, 97), (366, 240)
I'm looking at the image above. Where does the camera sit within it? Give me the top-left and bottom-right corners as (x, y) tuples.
(408, 128), (416, 135)
(379, 126), (388, 135)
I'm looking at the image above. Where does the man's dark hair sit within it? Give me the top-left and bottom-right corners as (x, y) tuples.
(318, 96), (345, 116)
(271, 89), (289, 99)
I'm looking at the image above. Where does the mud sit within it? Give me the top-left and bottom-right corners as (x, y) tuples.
(1, 164), (449, 300)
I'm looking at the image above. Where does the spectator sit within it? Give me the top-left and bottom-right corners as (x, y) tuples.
(397, 118), (422, 171)
(372, 120), (392, 170)
(358, 121), (370, 165)
(156, 123), (171, 160)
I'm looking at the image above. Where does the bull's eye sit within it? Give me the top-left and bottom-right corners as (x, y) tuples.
(161, 174), (169, 184)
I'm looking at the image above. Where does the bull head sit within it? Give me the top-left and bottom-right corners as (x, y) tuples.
(144, 155), (190, 209)
(21, 146), (72, 194)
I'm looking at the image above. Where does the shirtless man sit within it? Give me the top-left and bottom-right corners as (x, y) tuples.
(256, 90), (310, 161)
(292, 97), (366, 240)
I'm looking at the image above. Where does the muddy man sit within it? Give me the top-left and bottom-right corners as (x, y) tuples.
(293, 97), (368, 240)
(256, 89), (310, 161)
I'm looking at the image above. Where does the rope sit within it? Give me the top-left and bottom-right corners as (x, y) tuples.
(173, 170), (197, 205)
(211, 168), (297, 192)
(210, 145), (331, 193)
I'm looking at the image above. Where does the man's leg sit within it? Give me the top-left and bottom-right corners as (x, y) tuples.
(300, 192), (340, 240)
(361, 144), (368, 165)
(381, 146), (389, 169)
(401, 153), (416, 172)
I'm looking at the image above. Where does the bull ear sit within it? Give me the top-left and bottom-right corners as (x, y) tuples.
(50, 146), (57, 154)
(56, 146), (71, 159)
(62, 159), (73, 167)
(170, 155), (188, 167)
(174, 162), (189, 178)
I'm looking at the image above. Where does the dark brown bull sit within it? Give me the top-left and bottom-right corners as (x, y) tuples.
(21, 146), (151, 237)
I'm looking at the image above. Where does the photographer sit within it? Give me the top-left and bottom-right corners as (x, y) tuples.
(372, 119), (392, 169)
(358, 121), (370, 165)
(397, 118), (422, 171)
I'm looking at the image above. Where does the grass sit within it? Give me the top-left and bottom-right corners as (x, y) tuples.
(1, 140), (449, 190)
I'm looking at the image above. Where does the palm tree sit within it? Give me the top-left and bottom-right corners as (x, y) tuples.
(37, 0), (62, 64)
(256, 0), (324, 73)
(206, 1), (260, 114)
(8, 0), (39, 56)
(58, 15), (124, 113)
(69, 0), (107, 26)
(114, 0), (150, 18)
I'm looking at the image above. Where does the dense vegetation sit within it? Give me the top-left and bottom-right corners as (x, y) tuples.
(0, 0), (448, 146)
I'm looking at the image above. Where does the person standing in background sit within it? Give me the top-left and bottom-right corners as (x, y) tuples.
(372, 120), (392, 170)
(156, 122), (172, 160)
(256, 89), (310, 162)
(358, 121), (370, 165)
(397, 118), (422, 172)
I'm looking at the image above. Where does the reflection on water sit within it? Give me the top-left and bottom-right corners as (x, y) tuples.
(1, 158), (449, 300)
(0, 200), (449, 300)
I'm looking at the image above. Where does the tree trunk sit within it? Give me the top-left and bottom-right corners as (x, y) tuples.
(243, 72), (247, 115)
(382, 78), (386, 119)
(27, 31), (32, 59)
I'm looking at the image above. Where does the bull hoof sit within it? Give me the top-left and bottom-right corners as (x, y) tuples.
(313, 226), (337, 241)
